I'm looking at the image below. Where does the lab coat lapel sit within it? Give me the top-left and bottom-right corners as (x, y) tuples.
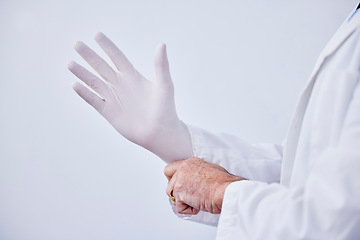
(309, 5), (360, 86)
(280, 6), (360, 186)
(318, 10), (360, 67)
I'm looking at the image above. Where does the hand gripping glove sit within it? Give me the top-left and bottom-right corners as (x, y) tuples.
(68, 32), (193, 163)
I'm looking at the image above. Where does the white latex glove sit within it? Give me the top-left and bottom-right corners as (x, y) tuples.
(68, 32), (193, 163)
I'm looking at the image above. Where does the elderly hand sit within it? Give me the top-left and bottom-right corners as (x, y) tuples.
(164, 157), (245, 215)
(68, 32), (193, 163)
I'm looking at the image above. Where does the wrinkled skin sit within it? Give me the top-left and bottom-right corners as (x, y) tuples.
(164, 157), (246, 215)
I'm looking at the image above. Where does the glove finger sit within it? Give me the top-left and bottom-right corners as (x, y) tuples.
(68, 61), (111, 99)
(154, 43), (173, 88)
(74, 41), (118, 84)
(94, 32), (135, 76)
(72, 82), (106, 114)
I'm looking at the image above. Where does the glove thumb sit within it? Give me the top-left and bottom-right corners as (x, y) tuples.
(154, 43), (173, 88)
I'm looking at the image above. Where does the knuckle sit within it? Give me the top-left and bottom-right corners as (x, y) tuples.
(180, 160), (189, 169)
(181, 157), (203, 169)
(173, 184), (182, 194)
(187, 157), (203, 163)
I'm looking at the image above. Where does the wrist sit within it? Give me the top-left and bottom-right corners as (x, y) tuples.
(215, 176), (245, 211)
(144, 120), (194, 163)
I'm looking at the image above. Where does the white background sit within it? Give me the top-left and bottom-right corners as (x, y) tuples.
(0, 0), (357, 239)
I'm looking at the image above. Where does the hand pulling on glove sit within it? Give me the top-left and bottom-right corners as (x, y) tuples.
(68, 32), (193, 163)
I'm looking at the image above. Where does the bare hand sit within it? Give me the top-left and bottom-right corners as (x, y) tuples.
(164, 157), (245, 215)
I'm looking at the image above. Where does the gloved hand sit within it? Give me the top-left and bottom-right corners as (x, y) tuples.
(68, 32), (193, 163)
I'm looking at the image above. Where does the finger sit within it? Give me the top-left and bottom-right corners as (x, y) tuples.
(68, 61), (111, 98)
(176, 202), (200, 215)
(166, 174), (177, 198)
(72, 82), (106, 114)
(164, 160), (183, 180)
(94, 32), (135, 76)
(74, 41), (118, 84)
(154, 43), (173, 87)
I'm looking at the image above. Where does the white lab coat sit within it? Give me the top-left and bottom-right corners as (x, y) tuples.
(176, 5), (360, 239)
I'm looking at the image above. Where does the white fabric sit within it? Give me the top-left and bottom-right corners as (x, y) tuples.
(178, 5), (360, 239)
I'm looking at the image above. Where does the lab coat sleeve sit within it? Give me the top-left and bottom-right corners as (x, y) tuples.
(216, 78), (360, 239)
(187, 124), (283, 183)
(170, 125), (283, 226)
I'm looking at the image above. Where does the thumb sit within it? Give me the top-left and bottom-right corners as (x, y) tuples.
(154, 43), (173, 87)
